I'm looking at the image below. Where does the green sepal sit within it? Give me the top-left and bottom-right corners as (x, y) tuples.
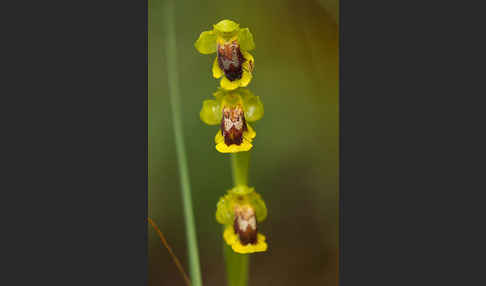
(249, 192), (267, 222)
(194, 30), (217, 54)
(238, 28), (255, 51)
(241, 89), (263, 122)
(213, 19), (240, 39)
(200, 99), (221, 125)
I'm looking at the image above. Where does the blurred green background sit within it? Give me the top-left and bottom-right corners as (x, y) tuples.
(149, 0), (338, 285)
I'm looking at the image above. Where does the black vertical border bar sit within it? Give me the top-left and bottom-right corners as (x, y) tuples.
(4, 0), (148, 285)
(340, 0), (393, 284)
(144, 0), (149, 284)
(338, 0), (472, 284)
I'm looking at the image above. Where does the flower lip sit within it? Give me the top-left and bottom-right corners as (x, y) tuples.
(233, 205), (258, 245)
(223, 225), (267, 254)
(216, 51), (254, 90)
(221, 104), (247, 146)
(217, 41), (246, 81)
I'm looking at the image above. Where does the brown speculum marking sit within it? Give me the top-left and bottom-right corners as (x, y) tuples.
(233, 206), (258, 245)
(217, 41), (246, 81)
(221, 105), (247, 146)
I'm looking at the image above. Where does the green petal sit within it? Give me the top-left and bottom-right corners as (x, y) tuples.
(200, 99), (221, 125)
(194, 30), (217, 54)
(238, 28), (255, 51)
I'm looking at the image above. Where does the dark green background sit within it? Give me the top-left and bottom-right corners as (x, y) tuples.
(149, 0), (338, 285)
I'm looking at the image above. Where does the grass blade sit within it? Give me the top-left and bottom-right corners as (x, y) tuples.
(163, 0), (202, 285)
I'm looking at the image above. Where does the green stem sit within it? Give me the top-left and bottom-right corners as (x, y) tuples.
(231, 151), (250, 186)
(225, 151), (251, 286)
(163, 0), (202, 285)
(224, 240), (249, 286)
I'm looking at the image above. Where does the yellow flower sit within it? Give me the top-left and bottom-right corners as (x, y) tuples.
(200, 88), (263, 154)
(216, 187), (268, 254)
(195, 19), (255, 90)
